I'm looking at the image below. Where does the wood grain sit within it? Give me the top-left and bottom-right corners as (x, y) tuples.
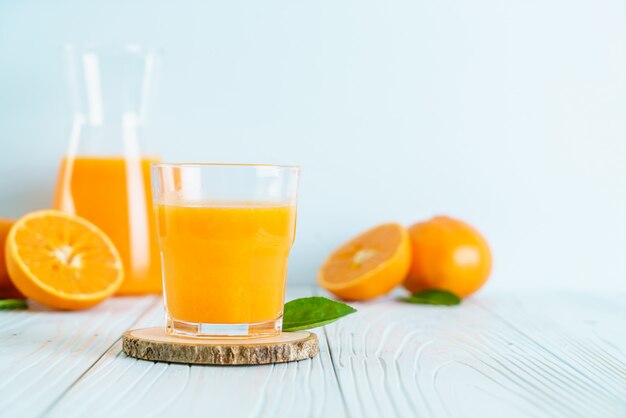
(3, 288), (625, 418)
(46, 286), (348, 418)
(0, 296), (157, 418)
(323, 290), (626, 418)
(122, 327), (318, 365)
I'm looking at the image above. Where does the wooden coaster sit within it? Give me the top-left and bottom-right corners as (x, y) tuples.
(122, 327), (318, 365)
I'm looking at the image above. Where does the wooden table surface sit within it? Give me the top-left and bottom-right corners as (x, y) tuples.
(1, 286), (625, 418)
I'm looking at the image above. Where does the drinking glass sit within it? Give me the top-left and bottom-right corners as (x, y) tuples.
(151, 163), (299, 338)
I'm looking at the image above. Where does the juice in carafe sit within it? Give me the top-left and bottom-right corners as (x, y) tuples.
(54, 156), (162, 294)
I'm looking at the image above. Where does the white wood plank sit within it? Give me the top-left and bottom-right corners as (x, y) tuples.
(0, 296), (157, 418)
(323, 291), (626, 418)
(46, 286), (348, 418)
(473, 292), (626, 417)
(18, 288), (626, 418)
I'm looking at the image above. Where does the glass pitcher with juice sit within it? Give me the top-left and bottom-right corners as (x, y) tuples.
(53, 45), (161, 294)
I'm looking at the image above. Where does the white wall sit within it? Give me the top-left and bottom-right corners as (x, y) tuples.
(1, 0), (625, 291)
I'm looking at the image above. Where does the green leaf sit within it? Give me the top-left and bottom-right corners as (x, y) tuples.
(0, 299), (28, 310)
(283, 296), (356, 331)
(400, 289), (461, 306)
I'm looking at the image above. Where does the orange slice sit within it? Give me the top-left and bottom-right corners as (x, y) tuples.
(318, 223), (411, 301)
(5, 210), (123, 310)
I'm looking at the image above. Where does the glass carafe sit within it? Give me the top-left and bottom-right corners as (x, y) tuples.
(53, 45), (162, 294)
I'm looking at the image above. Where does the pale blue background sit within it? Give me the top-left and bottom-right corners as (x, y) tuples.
(1, 0), (625, 290)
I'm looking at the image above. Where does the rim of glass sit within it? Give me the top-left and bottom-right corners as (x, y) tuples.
(152, 162), (300, 171)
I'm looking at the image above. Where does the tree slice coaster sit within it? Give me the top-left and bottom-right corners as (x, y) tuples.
(122, 327), (318, 365)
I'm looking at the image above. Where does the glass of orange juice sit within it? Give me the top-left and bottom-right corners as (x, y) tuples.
(151, 163), (299, 338)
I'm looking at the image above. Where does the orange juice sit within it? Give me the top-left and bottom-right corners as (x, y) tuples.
(53, 156), (162, 294)
(156, 202), (296, 325)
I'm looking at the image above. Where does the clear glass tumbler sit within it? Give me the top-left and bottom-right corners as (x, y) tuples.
(151, 163), (299, 338)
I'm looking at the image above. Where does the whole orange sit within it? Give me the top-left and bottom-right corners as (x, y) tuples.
(0, 218), (23, 299)
(404, 216), (492, 298)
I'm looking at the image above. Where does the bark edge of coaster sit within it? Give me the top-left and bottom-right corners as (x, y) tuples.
(122, 327), (318, 365)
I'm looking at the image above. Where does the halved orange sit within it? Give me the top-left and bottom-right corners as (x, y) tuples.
(318, 223), (411, 301)
(5, 210), (123, 310)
